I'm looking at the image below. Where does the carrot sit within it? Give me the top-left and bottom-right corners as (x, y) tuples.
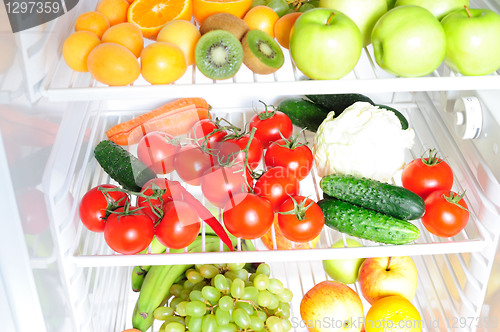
(108, 106), (211, 145)
(106, 97), (210, 140)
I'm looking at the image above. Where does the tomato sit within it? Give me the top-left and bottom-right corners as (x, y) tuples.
(253, 166), (300, 211)
(155, 201), (201, 249)
(223, 192), (274, 239)
(137, 132), (180, 174)
(277, 196), (324, 242)
(173, 144), (214, 186)
(201, 165), (251, 208)
(401, 149), (454, 200)
(104, 207), (155, 254)
(188, 119), (227, 149)
(137, 178), (184, 222)
(79, 184), (128, 232)
(217, 134), (263, 169)
(421, 190), (469, 238)
(264, 137), (313, 181)
(248, 106), (293, 148)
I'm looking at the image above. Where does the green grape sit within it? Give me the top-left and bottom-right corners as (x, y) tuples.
(267, 0), (289, 17)
(189, 290), (206, 303)
(195, 264), (203, 271)
(268, 278), (284, 295)
(215, 307), (231, 326)
(281, 318), (292, 331)
(202, 286), (221, 304)
(187, 270), (204, 284)
(268, 294), (280, 310)
(154, 306), (175, 320)
(176, 301), (188, 316)
(230, 278), (245, 299)
(187, 316), (203, 332)
(277, 288), (293, 303)
(164, 316), (186, 326)
(201, 314), (217, 332)
(227, 262), (246, 271)
(253, 274), (270, 291)
(257, 290), (273, 307)
(214, 274), (229, 292)
(185, 301), (207, 318)
(251, 0), (267, 8)
(179, 288), (191, 301)
(183, 280), (195, 290)
(199, 264), (219, 279)
(169, 297), (183, 309)
(250, 315), (265, 331)
(232, 308), (251, 329)
(218, 295), (235, 311)
(218, 323), (238, 332)
(242, 286), (259, 302)
(235, 301), (255, 316)
(249, 273), (257, 283)
(244, 280), (253, 287)
(163, 322), (185, 332)
(276, 303), (290, 319)
(256, 263), (271, 276)
(255, 309), (268, 322)
(192, 280), (207, 292)
(170, 284), (184, 298)
(298, 2), (315, 12)
(266, 316), (284, 332)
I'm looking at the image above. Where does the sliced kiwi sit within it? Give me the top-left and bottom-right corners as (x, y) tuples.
(200, 13), (249, 41)
(241, 29), (284, 75)
(195, 29), (243, 80)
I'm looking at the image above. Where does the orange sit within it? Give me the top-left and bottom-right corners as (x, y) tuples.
(102, 22), (144, 57)
(365, 295), (422, 332)
(127, 0), (193, 40)
(140, 42), (187, 84)
(96, 0), (130, 26)
(193, 0), (252, 24)
(156, 20), (201, 65)
(243, 5), (279, 38)
(261, 214), (320, 250)
(87, 42), (140, 86)
(62, 31), (101, 72)
(74, 11), (110, 38)
(274, 12), (301, 49)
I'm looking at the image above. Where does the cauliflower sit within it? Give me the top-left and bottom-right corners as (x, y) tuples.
(313, 102), (415, 182)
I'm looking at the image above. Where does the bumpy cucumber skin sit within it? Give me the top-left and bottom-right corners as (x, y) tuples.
(277, 97), (329, 132)
(94, 140), (156, 192)
(320, 174), (425, 221)
(306, 93), (374, 116)
(318, 197), (420, 245)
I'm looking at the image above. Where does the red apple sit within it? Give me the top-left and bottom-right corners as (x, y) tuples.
(300, 280), (364, 332)
(358, 256), (418, 305)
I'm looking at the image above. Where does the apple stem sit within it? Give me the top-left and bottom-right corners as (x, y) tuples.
(326, 12), (336, 26)
(464, 5), (472, 18)
(386, 257), (392, 271)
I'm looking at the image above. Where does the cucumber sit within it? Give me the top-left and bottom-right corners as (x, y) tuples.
(305, 93), (374, 116)
(94, 140), (156, 192)
(376, 104), (409, 130)
(318, 197), (420, 245)
(320, 174), (425, 221)
(277, 97), (330, 132)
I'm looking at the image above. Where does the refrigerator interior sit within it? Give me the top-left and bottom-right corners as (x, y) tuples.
(1, 0), (500, 332)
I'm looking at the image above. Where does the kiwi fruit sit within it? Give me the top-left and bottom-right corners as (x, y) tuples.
(195, 29), (244, 80)
(242, 29), (284, 75)
(200, 13), (249, 41)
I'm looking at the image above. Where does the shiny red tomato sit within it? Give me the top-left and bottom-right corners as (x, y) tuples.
(401, 149), (454, 200)
(155, 201), (201, 249)
(104, 207), (155, 254)
(421, 190), (469, 238)
(217, 134), (263, 169)
(253, 166), (300, 211)
(201, 165), (251, 208)
(264, 137), (313, 181)
(278, 196), (324, 242)
(137, 178), (184, 222)
(137, 132), (180, 174)
(223, 192), (274, 239)
(248, 107), (293, 148)
(79, 184), (128, 232)
(188, 119), (227, 148)
(173, 144), (214, 186)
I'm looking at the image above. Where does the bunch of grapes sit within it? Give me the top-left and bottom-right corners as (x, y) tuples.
(154, 263), (293, 332)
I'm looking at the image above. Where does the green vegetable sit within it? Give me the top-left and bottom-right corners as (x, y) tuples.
(320, 173), (425, 220)
(94, 140), (156, 192)
(375, 104), (409, 130)
(306, 93), (374, 117)
(318, 197), (420, 245)
(277, 97), (329, 132)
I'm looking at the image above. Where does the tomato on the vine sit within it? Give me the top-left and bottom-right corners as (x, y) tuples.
(104, 207), (155, 254)
(137, 132), (180, 175)
(173, 144), (214, 186)
(188, 119), (227, 149)
(264, 135), (313, 181)
(277, 196), (324, 242)
(216, 133), (263, 170)
(401, 149), (454, 200)
(155, 201), (201, 249)
(253, 166), (300, 211)
(79, 184), (128, 232)
(223, 192), (274, 239)
(248, 103), (293, 148)
(201, 165), (251, 208)
(137, 178), (184, 222)
(421, 190), (469, 238)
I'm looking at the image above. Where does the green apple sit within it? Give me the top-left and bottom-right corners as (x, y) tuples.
(322, 238), (365, 284)
(371, 5), (446, 77)
(394, 0), (469, 20)
(289, 8), (362, 80)
(441, 7), (500, 76)
(318, 0), (387, 46)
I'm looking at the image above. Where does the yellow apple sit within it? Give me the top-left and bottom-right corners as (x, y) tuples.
(300, 280), (364, 332)
(358, 256), (418, 305)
